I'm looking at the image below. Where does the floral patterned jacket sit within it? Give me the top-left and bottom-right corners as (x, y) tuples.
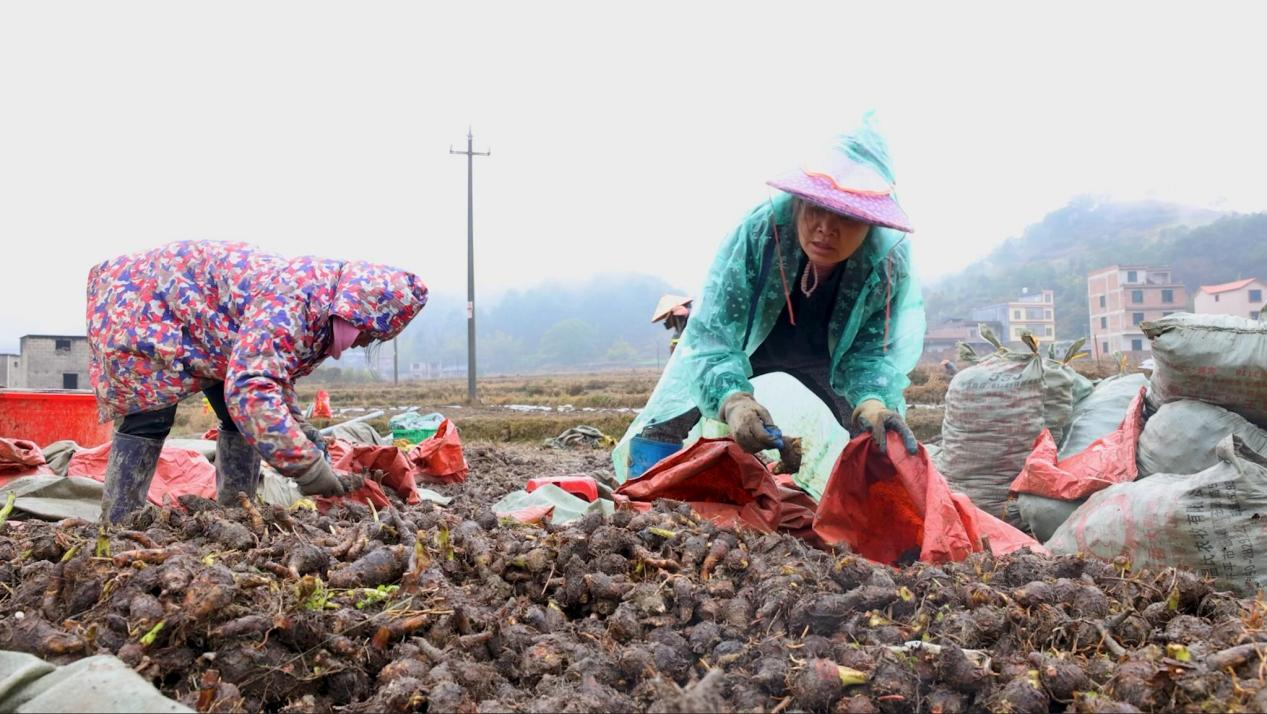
(87, 241), (427, 476)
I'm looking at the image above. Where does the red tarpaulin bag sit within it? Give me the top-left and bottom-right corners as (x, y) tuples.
(326, 439), (422, 506)
(615, 438), (816, 534)
(814, 433), (1043, 565)
(1010, 387), (1146, 501)
(314, 478), (392, 512)
(407, 419), (469, 484)
(312, 390), (333, 420)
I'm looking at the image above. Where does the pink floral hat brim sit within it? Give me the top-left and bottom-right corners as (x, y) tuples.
(767, 168), (913, 233)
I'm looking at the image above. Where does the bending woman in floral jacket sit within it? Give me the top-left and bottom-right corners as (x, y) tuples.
(87, 241), (428, 523)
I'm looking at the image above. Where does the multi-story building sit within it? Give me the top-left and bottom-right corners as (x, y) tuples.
(1194, 278), (1266, 321)
(922, 319), (1001, 362)
(19, 335), (92, 390)
(0, 354), (18, 388)
(1087, 265), (1187, 360)
(971, 289), (1056, 344)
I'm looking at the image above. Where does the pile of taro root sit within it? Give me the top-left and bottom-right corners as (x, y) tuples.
(3, 443), (1267, 712)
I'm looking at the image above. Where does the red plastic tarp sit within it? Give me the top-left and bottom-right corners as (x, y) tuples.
(814, 433), (1044, 565)
(313, 390), (333, 420)
(407, 418), (469, 484)
(0, 438), (55, 485)
(614, 438), (817, 535)
(324, 439), (422, 507)
(67, 442), (217, 506)
(1010, 387), (1146, 501)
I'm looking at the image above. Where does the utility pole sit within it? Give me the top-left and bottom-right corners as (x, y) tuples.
(450, 128), (490, 404)
(393, 339), (399, 385)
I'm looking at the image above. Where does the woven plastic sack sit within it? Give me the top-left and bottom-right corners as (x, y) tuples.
(1137, 400), (1267, 477)
(1017, 494), (1083, 544)
(1143, 313), (1267, 428)
(1060, 373), (1149, 458)
(1040, 339), (1095, 445)
(1048, 436), (1267, 595)
(936, 345), (1046, 525)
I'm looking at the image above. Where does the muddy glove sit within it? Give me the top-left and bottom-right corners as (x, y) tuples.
(298, 419), (330, 461)
(853, 399), (919, 456)
(720, 392), (781, 454)
(293, 458), (345, 497)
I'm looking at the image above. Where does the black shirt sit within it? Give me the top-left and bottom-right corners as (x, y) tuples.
(749, 260), (854, 421)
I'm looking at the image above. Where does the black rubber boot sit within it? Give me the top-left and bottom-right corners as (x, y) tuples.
(100, 432), (163, 525)
(215, 430), (262, 506)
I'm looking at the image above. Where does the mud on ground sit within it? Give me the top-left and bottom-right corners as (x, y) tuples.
(2, 442), (1266, 712)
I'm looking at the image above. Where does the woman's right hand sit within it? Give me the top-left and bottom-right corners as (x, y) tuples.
(720, 392), (782, 454)
(293, 458), (345, 497)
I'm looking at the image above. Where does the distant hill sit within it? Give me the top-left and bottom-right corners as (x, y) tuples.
(379, 273), (685, 377)
(923, 196), (1267, 339)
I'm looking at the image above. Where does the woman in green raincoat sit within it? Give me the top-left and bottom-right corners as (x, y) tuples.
(617, 115), (926, 480)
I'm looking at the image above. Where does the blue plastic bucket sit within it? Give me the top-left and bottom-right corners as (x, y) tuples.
(627, 436), (682, 478)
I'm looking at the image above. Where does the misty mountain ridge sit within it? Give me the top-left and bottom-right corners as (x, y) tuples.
(923, 195), (1267, 339)
(356, 272), (687, 377)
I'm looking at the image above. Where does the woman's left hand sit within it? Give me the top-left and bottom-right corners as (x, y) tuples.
(853, 400), (919, 456)
(298, 419), (331, 461)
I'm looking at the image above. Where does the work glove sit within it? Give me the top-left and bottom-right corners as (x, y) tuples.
(293, 458), (345, 497)
(298, 418), (330, 462)
(853, 399), (919, 456)
(720, 392), (782, 454)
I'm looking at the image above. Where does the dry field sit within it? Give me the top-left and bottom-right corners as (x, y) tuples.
(172, 362), (1132, 445)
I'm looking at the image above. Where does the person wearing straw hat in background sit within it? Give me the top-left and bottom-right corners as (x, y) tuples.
(618, 112), (926, 477)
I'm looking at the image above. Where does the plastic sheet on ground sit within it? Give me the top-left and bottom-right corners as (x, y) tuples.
(259, 465), (303, 509)
(39, 441), (78, 477)
(545, 426), (614, 449)
(407, 418), (469, 484)
(164, 439), (217, 461)
(67, 442), (217, 507)
(815, 433), (1044, 565)
(615, 437), (818, 537)
(389, 411), (444, 444)
(493, 484), (614, 525)
(0, 650), (190, 713)
(1048, 435), (1267, 595)
(0, 476), (105, 522)
(0, 439), (53, 485)
(322, 420), (392, 447)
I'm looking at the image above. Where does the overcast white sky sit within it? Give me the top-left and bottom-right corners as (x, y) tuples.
(2, 2), (1265, 351)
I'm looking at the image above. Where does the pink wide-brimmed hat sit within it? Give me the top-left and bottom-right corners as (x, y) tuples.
(767, 155), (913, 233)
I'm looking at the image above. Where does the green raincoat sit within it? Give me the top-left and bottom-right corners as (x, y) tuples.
(613, 124), (926, 487)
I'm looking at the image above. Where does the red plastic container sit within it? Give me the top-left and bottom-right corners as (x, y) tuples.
(0, 390), (113, 448)
(525, 475), (600, 502)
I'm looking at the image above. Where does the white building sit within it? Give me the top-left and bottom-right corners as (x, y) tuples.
(6, 335), (92, 390)
(1194, 278), (1266, 321)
